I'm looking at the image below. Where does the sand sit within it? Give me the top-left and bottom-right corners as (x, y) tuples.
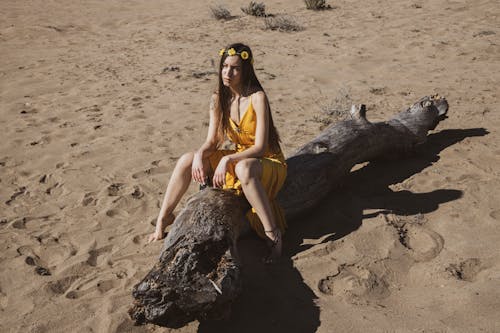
(1, 0), (499, 332)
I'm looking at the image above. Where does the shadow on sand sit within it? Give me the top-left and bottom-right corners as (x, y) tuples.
(197, 128), (487, 333)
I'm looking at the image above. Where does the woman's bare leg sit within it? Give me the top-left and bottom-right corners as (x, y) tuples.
(148, 152), (194, 242)
(235, 158), (282, 261)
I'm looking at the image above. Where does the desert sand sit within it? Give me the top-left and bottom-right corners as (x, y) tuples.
(1, 0), (499, 332)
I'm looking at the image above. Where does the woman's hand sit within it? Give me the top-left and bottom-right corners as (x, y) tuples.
(213, 156), (230, 188)
(191, 151), (206, 185)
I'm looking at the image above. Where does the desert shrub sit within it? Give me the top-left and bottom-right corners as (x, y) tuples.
(241, 1), (267, 17)
(321, 88), (352, 118)
(304, 0), (332, 10)
(264, 15), (303, 32)
(311, 88), (352, 129)
(210, 4), (231, 20)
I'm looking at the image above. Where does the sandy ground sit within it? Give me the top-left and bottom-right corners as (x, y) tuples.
(1, 0), (499, 332)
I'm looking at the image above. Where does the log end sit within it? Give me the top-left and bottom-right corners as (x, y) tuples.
(393, 95), (449, 137)
(430, 94), (449, 118)
(416, 94), (448, 117)
(129, 188), (248, 327)
(424, 94), (449, 130)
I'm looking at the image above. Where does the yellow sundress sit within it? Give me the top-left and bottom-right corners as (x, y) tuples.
(208, 96), (287, 239)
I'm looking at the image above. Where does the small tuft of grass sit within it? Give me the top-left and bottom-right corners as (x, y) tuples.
(210, 4), (232, 20)
(241, 1), (267, 17)
(304, 0), (332, 10)
(369, 87), (387, 95)
(264, 15), (304, 32)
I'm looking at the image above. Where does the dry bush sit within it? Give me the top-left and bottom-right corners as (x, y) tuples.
(304, 0), (332, 10)
(264, 15), (304, 32)
(241, 1), (267, 17)
(321, 88), (352, 118)
(210, 4), (231, 20)
(311, 88), (352, 129)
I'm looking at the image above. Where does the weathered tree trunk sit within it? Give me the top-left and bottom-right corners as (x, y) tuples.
(129, 96), (449, 327)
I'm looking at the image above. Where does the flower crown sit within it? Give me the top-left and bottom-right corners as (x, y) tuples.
(219, 47), (254, 64)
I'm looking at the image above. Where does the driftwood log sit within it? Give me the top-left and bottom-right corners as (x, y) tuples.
(129, 95), (449, 327)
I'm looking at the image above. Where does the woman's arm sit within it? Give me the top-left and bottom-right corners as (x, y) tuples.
(192, 94), (219, 184)
(197, 94), (219, 157)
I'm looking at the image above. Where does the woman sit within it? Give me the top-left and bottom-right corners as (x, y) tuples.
(148, 43), (287, 263)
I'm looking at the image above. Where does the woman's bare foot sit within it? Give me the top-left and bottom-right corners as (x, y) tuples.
(262, 228), (282, 264)
(147, 213), (175, 243)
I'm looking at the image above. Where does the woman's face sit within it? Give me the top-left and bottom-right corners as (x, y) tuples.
(221, 55), (242, 89)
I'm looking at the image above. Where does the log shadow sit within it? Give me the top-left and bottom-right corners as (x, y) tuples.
(198, 240), (319, 333)
(288, 127), (489, 254)
(197, 128), (487, 333)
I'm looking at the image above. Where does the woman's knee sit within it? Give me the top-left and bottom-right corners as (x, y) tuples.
(235, 158), (261, 183)
(176, 151), (194, 170)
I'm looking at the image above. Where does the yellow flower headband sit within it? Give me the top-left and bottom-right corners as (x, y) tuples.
(219, 48), (254, 64)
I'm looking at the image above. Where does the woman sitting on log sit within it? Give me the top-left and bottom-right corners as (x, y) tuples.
(148, 43), (287, 263)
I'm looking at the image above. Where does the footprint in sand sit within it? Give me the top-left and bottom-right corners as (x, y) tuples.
(5, 186), (27, 205)
(47, 275), (79, 295)
(489, 209), (500, 220)
(45, 182), (61, 195)
(35, 232), (78, 259)
(131, 166), (169, 179)
(126, 113), (147, 121)
(402, 224), (444, 262)
(318, 265), (390, 302)
(75, 104), (103, 122)
(39, 174), (62, 195)
(132, 235), (142, 244)
(131, 185), (144, 199)
(17, 245), (51, 276)
(105, 208), (129, 219)
(65, 290), (80, 299)
(18, 245), (40, 261)
(11, 217), (28, 229)
(82, 192), (97, 206)
(96, 279), (115, 293)
(65, 278), (117, 300)
(87, 244), (113, 267)
(446, 258), (483, 282)
(107, 183), (125, 196)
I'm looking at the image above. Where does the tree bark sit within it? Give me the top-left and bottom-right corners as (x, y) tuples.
(128, 95), (449, 327)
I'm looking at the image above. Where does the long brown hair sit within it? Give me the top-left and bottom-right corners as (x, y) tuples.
(214, 43), (281, 153)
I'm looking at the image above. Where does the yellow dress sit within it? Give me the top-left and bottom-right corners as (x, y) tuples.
(208, 96), (287, 239)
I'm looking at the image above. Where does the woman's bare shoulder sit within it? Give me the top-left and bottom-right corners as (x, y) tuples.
(251, 90), (267, 103)
(250, 91), (269, 118)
